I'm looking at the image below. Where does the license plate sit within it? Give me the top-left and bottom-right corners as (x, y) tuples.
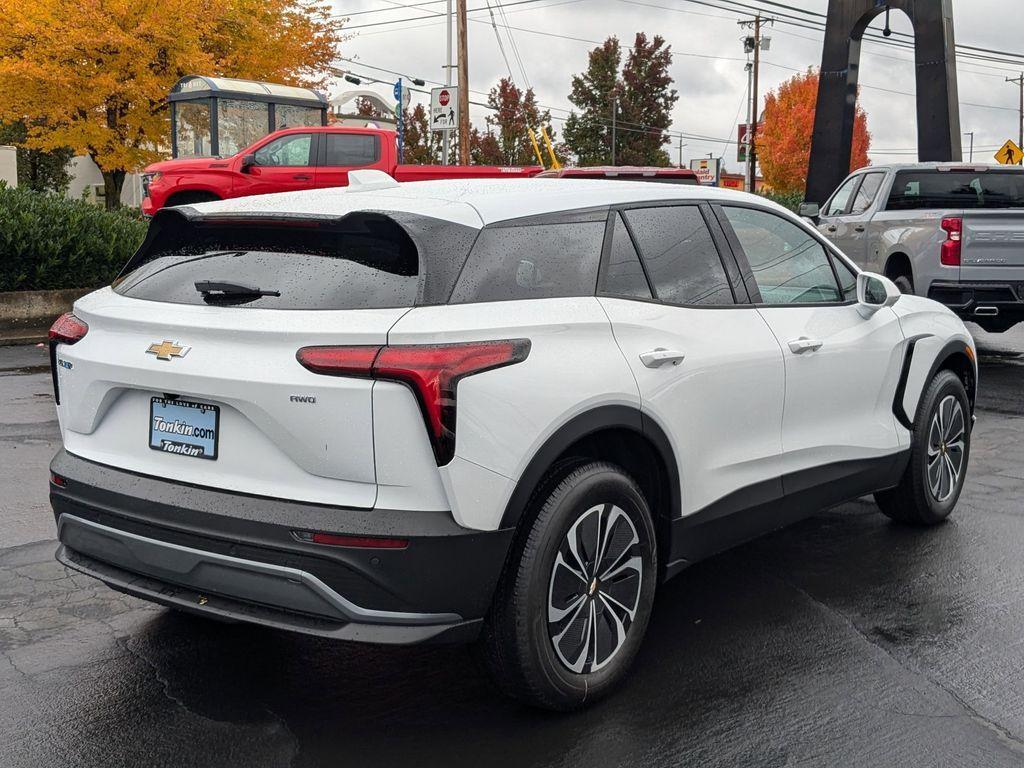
(149, 397), (219, 460)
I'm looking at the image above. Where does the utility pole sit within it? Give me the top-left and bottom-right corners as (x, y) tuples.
(740, 14), (772, 192)
(678, 136), (685, 168)
(442, 0), (452, 165)
(743, 61), (753, 193)
(1009, 72), (1024, 164)
(750, 14), (761, 193)
(456, 0), (470, 165)
(964, 131), (974, 163)
(610, 94), (618, 166)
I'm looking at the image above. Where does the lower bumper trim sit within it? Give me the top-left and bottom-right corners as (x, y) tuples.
(57, 544), (480, 644)
(57, 513), (470, 641)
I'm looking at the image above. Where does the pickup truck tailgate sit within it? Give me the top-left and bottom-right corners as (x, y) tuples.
(961, 210), (1024, 282)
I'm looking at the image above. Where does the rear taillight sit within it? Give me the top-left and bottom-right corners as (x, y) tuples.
(296, 339), (531, 464)
(295, 345), (381, 377)
(48, 313), (88, 405)
(941, 217), (962, 267)
(49, 313), (88, 344)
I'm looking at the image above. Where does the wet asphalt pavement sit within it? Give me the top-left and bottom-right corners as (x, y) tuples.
(1, 327), (1023, 767)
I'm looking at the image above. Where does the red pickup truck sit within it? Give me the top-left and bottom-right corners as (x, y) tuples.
(141, 125), (542, 215)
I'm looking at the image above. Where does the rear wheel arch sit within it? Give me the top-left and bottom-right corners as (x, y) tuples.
(884, 252), (914, 292)
(498, 406), (680, 559)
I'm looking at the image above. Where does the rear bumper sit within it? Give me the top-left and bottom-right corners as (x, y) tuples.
(49, 450), (514, 644)
(928, 280), (1024, 329)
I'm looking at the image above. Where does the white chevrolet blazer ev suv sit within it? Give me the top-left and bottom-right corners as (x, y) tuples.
(48, 173), (977, 709)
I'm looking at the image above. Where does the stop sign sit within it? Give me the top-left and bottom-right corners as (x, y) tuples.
(439, 89), (450, 106)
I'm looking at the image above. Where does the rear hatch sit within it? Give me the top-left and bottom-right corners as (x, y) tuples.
(53, 209), (471, 508)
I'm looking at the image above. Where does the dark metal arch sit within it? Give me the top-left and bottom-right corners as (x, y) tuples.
(805, 0), (961, 204)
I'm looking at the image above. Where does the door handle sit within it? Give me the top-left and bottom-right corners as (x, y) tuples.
(854, 225), (866, 232)
(826, 225), (838, 233)
(292, 174), (312, 180)
(788, 337), (824, 355)
(640, 348), (686, 368)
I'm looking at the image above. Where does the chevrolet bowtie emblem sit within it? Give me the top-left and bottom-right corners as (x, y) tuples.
(146, 340), (191, 361)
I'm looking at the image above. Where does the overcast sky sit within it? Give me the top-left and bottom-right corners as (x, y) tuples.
(328, 0), (1024, 169)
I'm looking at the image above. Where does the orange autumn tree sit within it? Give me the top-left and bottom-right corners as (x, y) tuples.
(758, 69), (871, 196)
(0, 0), (343, 208)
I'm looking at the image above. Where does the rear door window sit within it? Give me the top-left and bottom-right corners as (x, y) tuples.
(450, 219), (606, 303)
(623, 206), (734, 306)
(323, 134), (380, 167)
(886, 170), (1024, 210)
(114, 216), (420, 310)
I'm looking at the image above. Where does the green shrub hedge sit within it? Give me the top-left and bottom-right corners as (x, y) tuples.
(758, 189), (804, 213)
(0, 184), (147, 292)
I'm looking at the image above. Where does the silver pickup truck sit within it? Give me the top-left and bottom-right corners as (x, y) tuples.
(802, 163), (1024, 333)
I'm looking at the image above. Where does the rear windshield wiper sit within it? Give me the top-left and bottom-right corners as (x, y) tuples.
(194, 280), (280, 298)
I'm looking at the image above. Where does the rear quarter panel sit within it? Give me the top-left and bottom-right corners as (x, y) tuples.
(868, 208), (958, 295)
(386, 298), (640, 530)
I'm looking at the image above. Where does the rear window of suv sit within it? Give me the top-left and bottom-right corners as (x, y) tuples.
(114, 214), (421, 310)
(887, 170), (1024, 210)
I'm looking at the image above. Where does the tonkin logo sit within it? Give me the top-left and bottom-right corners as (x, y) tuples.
(146, 340), (191, 361)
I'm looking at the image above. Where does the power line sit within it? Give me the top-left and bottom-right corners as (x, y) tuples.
(341, 0), (557, 29)
(341, 0), (449, 17)
(496, 0), (532, 89)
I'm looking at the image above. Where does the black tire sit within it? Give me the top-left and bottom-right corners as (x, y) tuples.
(165, 191), (219, 207)
(893, 275), (914, 295)
(875, 370), (971, 525)
(481, 461), (657, 710)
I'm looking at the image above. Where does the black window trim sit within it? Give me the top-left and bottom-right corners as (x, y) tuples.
(596, 200), (752, 309)
(316, 132), (382, 169)
(713, 201), (859, 309)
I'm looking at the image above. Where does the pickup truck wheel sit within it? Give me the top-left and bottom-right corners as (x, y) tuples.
(481, 461), (657, 710)
(893, 275), (914, 295)
(875, 370), (971, 525)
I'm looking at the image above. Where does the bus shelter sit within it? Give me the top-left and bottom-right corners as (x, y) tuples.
(169, 76), (328, 158)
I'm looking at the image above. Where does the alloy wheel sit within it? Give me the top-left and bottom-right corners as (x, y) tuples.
(927, 394), (966, 503)
(547, 503), (643, 674)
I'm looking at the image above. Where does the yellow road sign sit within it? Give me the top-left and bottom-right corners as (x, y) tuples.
(996, 139), (1023, 165)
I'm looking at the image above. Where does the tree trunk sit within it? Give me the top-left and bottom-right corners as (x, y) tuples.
(101, 169), (125, 210)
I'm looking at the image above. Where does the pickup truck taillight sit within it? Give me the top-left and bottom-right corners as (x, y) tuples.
(296, 340), (531, 465)
(940, 217), (962, 267)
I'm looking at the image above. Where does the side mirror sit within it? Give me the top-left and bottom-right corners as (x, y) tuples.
(857, 272), (900, 318)
(240, 154), (256, 173)
(798, 202), (820, 222)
